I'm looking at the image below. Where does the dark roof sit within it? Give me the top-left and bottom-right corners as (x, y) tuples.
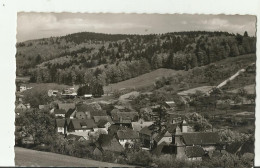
(185, 146), (205, 158)
(154, 130), (172, 143)
(97, 120), (109, 128)
(58, 103), (75, 112)
(97, 134), (124, 153)
(56, 119), (65, 127)
(65, 108), (76, 118)
(226, 141), (243, 154)
(111, 111), (138, 123)
(93, 116), (113, 123)
(139, 126), (153, 136)
(117, 129), (139, 139)
(182, 132), (220, 146)
(54, 109), (67, 115)
(70, 119), (97, 130)
(167, 124), (177, 134)
(90, 110), (107, 117)
(239, 140), (254, 155)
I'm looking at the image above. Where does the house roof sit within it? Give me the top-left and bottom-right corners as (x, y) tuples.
(65, 108), (76, 118)
(90, 110), (107, 117)
(139, 126), (153, 136)
(185, 146), (205, 158)
(97, 134), (124, 153)
(58, 103), (76, 112)
(97, 120), (110, 128)
(54, 109), (67, 115)
(131, 119), (154, 132)
(16, 103), (27, 109)
(117, 129), (139, 140)
(111, 112), (139, 123)
(154, 130), (172, 143)
(93, 116), (113, 123)
(56, 119), (65, 127)
(182, 132), (220, 146)
(70, 119), (97, 130)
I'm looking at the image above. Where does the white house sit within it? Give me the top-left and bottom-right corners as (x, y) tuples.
(117, 129), (139, 148)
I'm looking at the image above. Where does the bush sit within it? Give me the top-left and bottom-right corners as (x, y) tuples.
(241, 153), (254, 167)
(127, 150), (153, 166)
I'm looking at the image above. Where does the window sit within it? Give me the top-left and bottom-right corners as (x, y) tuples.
(169, 138), (172, 141)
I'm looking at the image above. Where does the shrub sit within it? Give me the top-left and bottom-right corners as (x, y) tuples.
(127, 150), (153, 166)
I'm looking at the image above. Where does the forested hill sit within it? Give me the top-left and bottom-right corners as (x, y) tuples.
(16, 31), (256, 86)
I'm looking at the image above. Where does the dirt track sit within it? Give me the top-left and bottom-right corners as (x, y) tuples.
(15, 147), (133, 167)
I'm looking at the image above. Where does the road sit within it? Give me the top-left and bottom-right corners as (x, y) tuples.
(15, 147), (133, 167)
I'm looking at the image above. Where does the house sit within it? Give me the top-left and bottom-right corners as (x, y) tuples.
(19, 85), (28, 92)
(93, 116), (113, 123)
(94, 116), (114, 131)
(116, 129), (139, 148)
(96, 134), (124, 154)
(55, 119), (66, 134)
(39, 104), (50, 110)
(111, 111), (139, 126)
(75, 103), (105, 119)
(131, 118), (154, 132)
(154, 129), (172, 146)
(61, 88), (77, 98)
(139, 126), (157, 149)
(84, 94), (93, 99)
(54, 109), (67, 118)
(65, 108), (77, 119)
(16, 103), (27, 110)
(48, 90), (58, 97)
(164, 101), (176, 110)
(185, 146), (205, 161)
(97, 120), (112, 132)
(67, 119), (97, 135)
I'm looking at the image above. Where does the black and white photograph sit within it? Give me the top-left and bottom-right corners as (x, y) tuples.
(13, 12), (256, 167)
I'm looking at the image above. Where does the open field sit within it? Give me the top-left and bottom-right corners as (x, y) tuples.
(15, 147), (133, 167)
(104, 68), (186, 93)
(228, 84), (255, 95)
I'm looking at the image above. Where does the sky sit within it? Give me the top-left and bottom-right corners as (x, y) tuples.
(17, 13), (256, 42)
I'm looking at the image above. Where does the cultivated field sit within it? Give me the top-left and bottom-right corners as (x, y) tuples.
(15, 147), (133, 167)
(104, 68), (186, 93)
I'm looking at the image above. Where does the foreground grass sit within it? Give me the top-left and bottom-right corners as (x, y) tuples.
(15, 147), (133, 167)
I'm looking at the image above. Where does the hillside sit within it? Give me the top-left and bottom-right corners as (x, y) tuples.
(104, 68), (186, 93)
(15, 147), (133, 167)
(16, 31), (256, 87)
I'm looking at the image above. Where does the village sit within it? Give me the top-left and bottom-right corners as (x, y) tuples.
(14, 63), (255, 166)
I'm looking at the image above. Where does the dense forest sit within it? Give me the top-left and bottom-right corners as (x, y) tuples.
(16, 31), (256, 86)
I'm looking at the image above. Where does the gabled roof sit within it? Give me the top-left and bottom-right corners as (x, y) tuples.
(70, 119), (97, 130)
(139, 126), (153, 136)
(58, 103), (76, 112)
(185, 146), (205, 158)
(16, 103), (27, 109)
(54, 109), (67, 115)
(65, 108), (76, 118)
(154, 130), (172, 143)
(97, 120), (110, 128)
(56, 119), (65, 127)
(117, 129), (139, 140)
(131, 119), (154, 132)
(182, 132), (220, 146)
(111, 111), (138, 123)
